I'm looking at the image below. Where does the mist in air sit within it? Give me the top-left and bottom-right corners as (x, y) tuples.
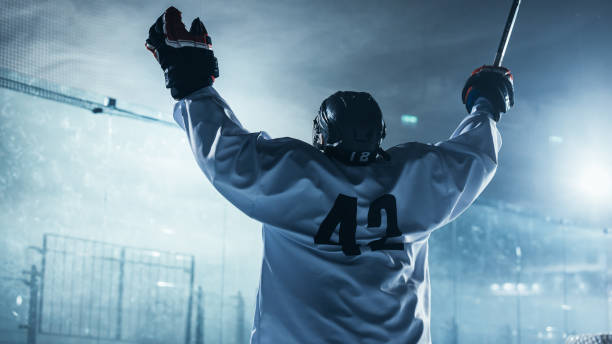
(0, 0), (611, 343)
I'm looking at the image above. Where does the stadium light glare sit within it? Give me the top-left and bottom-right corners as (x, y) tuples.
(401, 114), (418, 126)
(156, 281), (175, 288)
(160, 227), (175, 235)
(548, 135), (563, 144)
(575, 164), (611, 201)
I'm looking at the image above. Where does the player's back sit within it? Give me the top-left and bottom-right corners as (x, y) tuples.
(253, 149), (440, 343)
(173, 86), (500, 344)
(249, 139), (482, 343)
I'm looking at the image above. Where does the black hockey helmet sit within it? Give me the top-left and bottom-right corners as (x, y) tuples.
(313, 91), (387, 164)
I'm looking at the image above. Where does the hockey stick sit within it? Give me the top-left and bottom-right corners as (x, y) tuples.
(493, 0), (522, 66)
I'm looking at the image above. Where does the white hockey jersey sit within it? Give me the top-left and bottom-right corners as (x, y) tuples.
(173, 87), (501, 344)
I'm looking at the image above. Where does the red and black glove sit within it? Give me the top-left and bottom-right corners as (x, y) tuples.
(146, 7), (219, 100)
(461, 65), (514, 121)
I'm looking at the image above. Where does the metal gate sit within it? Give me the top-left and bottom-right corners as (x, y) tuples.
(34, 233), (195, 343)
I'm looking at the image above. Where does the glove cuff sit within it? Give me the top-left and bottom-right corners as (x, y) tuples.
(164, 54), (218, 100)
(169, 78), (214, 99)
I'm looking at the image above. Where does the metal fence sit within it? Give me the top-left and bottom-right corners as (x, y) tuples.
(35, 233), (195, 343)
(0, 68), (175, 127)
(195, 290), (248, 344)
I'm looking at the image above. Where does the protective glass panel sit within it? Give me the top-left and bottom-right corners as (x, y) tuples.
(1, 1), (611, 343)
(0, 88), (261, 343)
(430, 206), (612, 344)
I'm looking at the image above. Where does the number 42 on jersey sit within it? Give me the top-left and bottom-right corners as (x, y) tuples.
(314, 194), (404, 256)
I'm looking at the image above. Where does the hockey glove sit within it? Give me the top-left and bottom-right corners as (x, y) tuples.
(461, 65), (514, 121)
(146, 7), (219, 100)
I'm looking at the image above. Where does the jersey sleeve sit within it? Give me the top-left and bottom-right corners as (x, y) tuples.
(390, 97), (502, 232)
(172, 86), (329, 228)
(436, 98), (502, 220)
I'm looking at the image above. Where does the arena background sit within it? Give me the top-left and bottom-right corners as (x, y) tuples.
(1, 0), (611, 343)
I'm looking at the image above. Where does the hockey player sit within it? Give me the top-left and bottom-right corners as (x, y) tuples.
(146, 7), (514, 344)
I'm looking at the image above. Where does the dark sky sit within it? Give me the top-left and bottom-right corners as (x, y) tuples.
(2, 0), (612, 224)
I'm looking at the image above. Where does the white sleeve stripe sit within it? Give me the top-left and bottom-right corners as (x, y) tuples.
(164, 38), (212, 50)
(162, 11), (212, 50)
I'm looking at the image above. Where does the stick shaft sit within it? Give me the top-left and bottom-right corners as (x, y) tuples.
(494, 0), (522, 66)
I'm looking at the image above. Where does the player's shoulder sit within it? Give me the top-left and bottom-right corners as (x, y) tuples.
(385, 141), (442, 161)
(255, 135), (340, 168)
(256, 135), (320, 155)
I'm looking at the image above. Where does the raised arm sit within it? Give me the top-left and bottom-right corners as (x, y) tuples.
(388, 66), (514, 232)
(172, 87), (328, 224)
(146, 7), (335, 229)
(434, 97), (502, 223)
(434, 65), (514, 225)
